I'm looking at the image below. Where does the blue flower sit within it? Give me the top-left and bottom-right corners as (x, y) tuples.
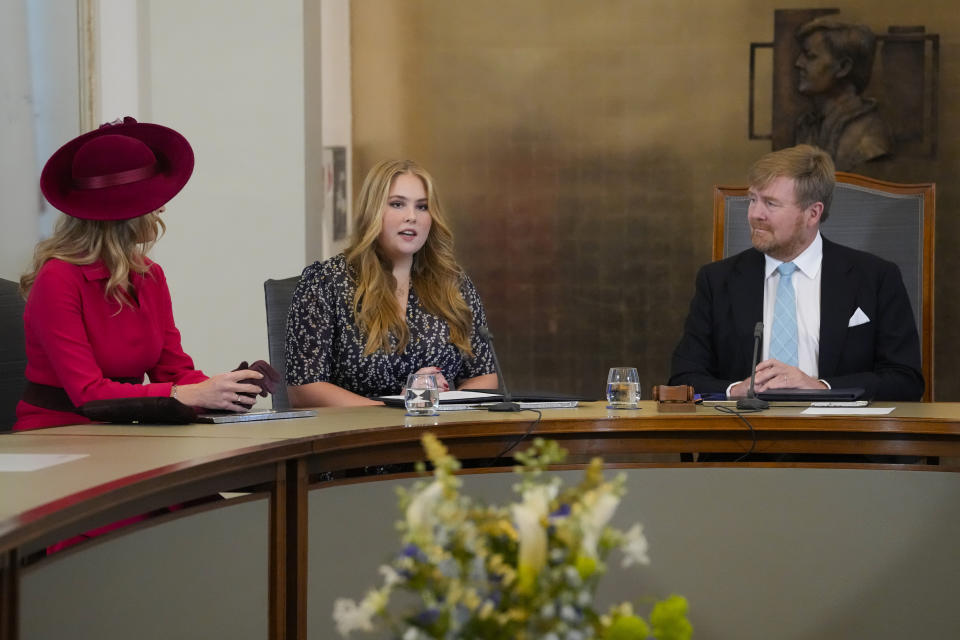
(414, 607), (441, 626)
(401, 544), (424, 560)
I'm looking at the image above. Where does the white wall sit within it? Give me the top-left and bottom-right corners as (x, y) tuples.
(0, 0), (79, 280)
(321, 0), (353, 258)
(98, 0), (141, 120)
(3, 1), (352, 402)
(144, 0), (308, 385)
(0, 0), (38, 282)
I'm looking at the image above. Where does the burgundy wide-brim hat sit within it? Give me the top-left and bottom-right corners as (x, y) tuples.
(40, 117), (194, 221)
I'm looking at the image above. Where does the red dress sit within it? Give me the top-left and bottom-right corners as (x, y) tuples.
(14, 258), (207, 431)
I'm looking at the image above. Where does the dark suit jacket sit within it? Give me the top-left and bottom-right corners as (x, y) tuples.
(668, 237), (924, 401)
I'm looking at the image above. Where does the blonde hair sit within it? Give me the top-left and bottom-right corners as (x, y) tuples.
(345, 159), (473, 356)
(748, 144), (836, 221)
(20, 213), (165, 307)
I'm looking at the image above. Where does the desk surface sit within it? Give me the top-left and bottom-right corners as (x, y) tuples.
(19, 400), (960, 439)
(2, 401), (960, 553)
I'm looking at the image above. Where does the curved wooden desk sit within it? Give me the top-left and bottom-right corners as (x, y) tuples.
(1, 402), (959, 639)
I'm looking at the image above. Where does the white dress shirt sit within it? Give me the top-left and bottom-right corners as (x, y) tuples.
(762, 232), (823, 378)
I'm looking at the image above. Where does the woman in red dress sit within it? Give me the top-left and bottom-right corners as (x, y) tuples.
(15, 117), (263, 431)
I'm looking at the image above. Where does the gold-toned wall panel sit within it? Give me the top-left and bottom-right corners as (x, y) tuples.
(353, 1), (960, 399)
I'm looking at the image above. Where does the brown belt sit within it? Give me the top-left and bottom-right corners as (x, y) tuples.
(22, 378), (144, 413)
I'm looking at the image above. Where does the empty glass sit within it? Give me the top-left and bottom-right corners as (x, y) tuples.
(606, 367), (640, 409)
(405, 372), (441, 416)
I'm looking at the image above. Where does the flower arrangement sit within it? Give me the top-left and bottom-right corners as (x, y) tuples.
(333, 435), (692, 639)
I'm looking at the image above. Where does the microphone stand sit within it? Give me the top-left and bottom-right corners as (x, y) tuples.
(736, 321), (769, 411)
(478, 326), (521, 412)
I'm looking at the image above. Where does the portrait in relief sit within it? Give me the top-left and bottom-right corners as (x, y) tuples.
(792, 17), (894, 171)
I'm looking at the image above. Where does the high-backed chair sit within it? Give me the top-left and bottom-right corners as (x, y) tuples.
(263, 276), (301, 410)
(713, 172), (935, 401)
(1, 278), (27, 431)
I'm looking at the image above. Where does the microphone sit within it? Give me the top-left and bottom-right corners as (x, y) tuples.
(736, 321), (769, 410)
(477, 326), (521, 412)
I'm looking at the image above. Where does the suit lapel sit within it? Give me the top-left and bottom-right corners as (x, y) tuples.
(819, 238), (858, 376)
(728, 250), (765, 370)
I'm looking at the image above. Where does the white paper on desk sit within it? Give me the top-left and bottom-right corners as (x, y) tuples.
(379, 390), (500, 402)
(0, 453), (89, 472)
(802, 407), (895, 416)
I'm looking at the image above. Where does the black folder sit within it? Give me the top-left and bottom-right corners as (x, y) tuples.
(756, 387), (865, 402)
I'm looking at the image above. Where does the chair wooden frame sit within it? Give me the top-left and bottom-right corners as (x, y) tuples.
(712, 172), (935, 401)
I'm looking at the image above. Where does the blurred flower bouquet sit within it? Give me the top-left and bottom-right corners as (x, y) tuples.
(334, 435), (692, 639)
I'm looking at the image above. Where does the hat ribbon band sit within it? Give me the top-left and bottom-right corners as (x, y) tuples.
(73, 162), (159, 190)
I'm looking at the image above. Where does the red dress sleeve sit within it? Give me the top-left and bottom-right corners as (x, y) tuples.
(24, 260), (206, 407)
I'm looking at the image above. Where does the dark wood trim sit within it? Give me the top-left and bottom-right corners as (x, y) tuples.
(6, 409), (958, 557)
(287, 458), (307, 640)
(0, 550), (17, 640)
(303, 412), (960, 466)
(713, 182), (748, 261)
(270, 460), (287, 640)
(270, 458), (308, 640)
(3, 408), (960, 639)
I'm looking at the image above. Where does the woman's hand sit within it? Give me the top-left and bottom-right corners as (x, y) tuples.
(414, 366), (449, 392)
(174, 369), (264, 412)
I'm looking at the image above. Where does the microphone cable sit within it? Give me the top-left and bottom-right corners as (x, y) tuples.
(492, 408), (543, 463)
(714, 404), (761, 462)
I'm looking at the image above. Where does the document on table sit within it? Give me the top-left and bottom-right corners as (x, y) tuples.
(0, 453), (89, 472)
(426, 391), (579, 410)
(375, 390), (578, 410)
(377, 390), (500, 403)
(802, 407), (895, 416)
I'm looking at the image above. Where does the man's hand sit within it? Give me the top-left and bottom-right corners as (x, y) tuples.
(753, 359), (827, 392)
(729, 359), (826, 397)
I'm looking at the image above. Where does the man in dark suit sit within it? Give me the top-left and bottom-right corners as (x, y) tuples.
(669, 144), (923, 401)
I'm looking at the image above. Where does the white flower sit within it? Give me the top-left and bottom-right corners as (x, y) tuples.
(333, 598), (374, 636)
(512, 501), (547, 589)
(405, 480), (444, 538)
(620, 523), (650, 567)
(580, 491), (620, 558)
(512, 485), (555, 592)
(403, 628), (430, 640)
(379, 564), (403, 587)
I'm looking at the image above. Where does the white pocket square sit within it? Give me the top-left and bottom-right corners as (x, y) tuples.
(848, 307), (870, 327)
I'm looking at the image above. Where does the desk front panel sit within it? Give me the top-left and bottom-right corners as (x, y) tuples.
(3, 402), (960, 640)
(309, 467), (960, 640)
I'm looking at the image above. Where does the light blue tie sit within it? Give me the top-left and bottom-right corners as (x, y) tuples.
(770, 262), (799, 367)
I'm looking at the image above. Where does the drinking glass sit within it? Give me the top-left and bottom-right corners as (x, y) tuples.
(404, 373), (440, 416)
(606, 367), (640, 409)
